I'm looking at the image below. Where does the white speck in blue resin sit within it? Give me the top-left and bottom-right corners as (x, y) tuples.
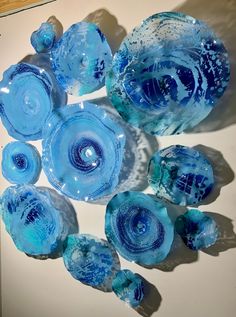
(105, 191), (174, 265)
(42, 102), (125, 201)
(63, 234), (120, 288)
(112, 269), (144, 307)
(106, 12), (230, 135)
(0, 185), (74, 256)
(31, 22), (56, 53)
(175, 209), (218, 250)
(2, 141), (41, 185)
(50, 22), (112, 96)
(148, 145), (214, 206)
(0, 63), (65, 141)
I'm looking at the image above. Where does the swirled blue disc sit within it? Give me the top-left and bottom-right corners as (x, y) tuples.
(63, 234), (120, 287)
(148, 145), (214, 205)
(175, 209), (218, 250)
(31, 22), (56, 53)
(105, 191), (174, 265)
(0, 185), (73, 256)
(1, 141), (41, 184)
(51, 22), (112, 96)
(106, 12), (230, 135)
(0, 63), (64, 141)
(42, 102), (125, 201)
(112, 269), (144, 307)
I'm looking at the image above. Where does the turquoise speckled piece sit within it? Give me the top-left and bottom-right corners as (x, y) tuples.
(31, 22), (56, 53)
(2, 141), (41, 185)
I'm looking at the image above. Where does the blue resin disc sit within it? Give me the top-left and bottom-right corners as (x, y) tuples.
(31, 22), (56, 53)
(51, 22), (112, 96)
(148, 145), (214, 205)
(112, 269), (144, 307)
(106, 12), (230, 135)
(175, 209), (218, 250)
(2, 141), (41, 184)
(0, 63), (64, 141)
(105, 191), (174, 265)
(42, 102), (125, 201)
(0, 185), (72, 255)
(63, 234), (119, 287)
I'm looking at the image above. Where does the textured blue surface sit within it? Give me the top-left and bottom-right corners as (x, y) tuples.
(51, 22), (112, 96)
(112, 269), (144, 307)
(175, 209), (218, 250)
(148, 145), (214, 205)
(31, 22), (56, 53)
(2, 141), (41, 184)
(106, 12), (230, 135)
(0, 63), (65, 141)
(0, 185), (73, 255)
(63, 234), (119, 287)
(42, 102), (125, 201)
(105, 191), (174, 265)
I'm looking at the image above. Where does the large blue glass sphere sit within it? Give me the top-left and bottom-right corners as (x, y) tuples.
(0, 63), (65, 140)
(106, 12), (230, 135)
(148, 145), (214, 205)
(51, 22), (112, 96)
(175, 209), (218, 250)
(2, 141), (41, 184)
(63, 234), (120, 288)
(42, 102), (125, 201)
(105, 191), (174, 265)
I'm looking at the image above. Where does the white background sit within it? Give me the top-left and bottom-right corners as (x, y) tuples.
(1, 1), (236, 317)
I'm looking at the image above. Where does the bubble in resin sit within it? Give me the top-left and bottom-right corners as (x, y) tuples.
(175, 209), (218, 250)
(112, 269), (144, 307)
(106, 12), (230, 135)
(2, 141), (41, 184)
(63, 234), (120, 288)
(50, 22), (112, 96)
(148, 145), (214, 205)
(42, 102), (125, 201)
(0, 63), (65, 141)
(105, 191), (174, 265)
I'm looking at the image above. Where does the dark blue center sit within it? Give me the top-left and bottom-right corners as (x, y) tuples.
(12, 153), (28, 170)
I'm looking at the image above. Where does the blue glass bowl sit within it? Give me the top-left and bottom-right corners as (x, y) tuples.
(106, 12), (230, 135)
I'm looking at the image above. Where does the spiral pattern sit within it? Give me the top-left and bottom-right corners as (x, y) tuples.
(106, 12), (230, 135)
(0, 185), (74, 256)
(63, 234), (120, 288)
(42, 102), (125, 201)
(2, 141), (41, 184)
(148, 145), (214, 205)
(51, 22), (112, 96)
(105, 191), (174, 265)
(112, 269), (144, 307)
(0, 63), (64, 141)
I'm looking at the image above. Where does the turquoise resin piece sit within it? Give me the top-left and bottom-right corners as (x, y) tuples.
(175, 209), (218, 250)
(0, 63), (65, 141)
(106, 12), (230, 135)
(2, 141), (41, 184)
(63, 234), (120, 287)
(31, 22), (56, 53)
(50, 22), (112, 95)
(105, 191), (174, 265)
(148, 145), (214, 205)
(0, 185), (75, 256)
(112, 269), (144, 307)
(42, 102), (125, 201)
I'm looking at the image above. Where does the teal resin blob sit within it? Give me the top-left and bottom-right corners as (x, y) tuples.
(148, 145), (214, 205)
(112, 269), (144, 307)
(106, 12), (230, 135)
(105, 191), (174, 265)
(31, 22), (56, 53)
(175, 209), (218, 250)
(2, 141), (41, 185)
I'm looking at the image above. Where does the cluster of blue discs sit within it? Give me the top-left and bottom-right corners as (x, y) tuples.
(0, 11), (227, 308)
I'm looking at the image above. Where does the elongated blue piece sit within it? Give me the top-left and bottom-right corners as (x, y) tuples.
(2, 141), (41, 184)
(106, 12), (230, 135)
(42, 102), (125, 201)
(105, 191), (174, 265)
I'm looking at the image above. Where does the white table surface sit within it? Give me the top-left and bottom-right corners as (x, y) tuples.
(1, 1), (236, 317)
